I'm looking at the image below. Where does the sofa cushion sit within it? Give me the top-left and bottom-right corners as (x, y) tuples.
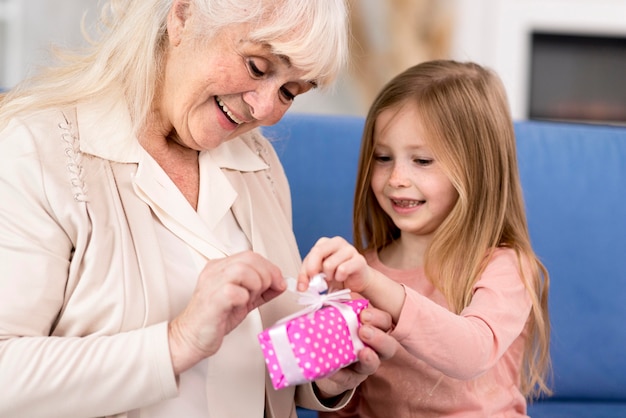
(264, 113), (363, 256)
(515, 121), (626, 400)
(527, 400), (626, 417)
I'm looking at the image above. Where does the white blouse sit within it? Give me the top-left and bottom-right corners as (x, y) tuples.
(135, 148), (266, 417)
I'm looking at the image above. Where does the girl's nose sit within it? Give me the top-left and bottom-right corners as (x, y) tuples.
(388, 163), (410, 188)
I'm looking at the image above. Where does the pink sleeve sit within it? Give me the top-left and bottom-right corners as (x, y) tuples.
(390, 249), (532, 380)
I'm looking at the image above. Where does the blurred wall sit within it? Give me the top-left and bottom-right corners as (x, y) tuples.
(290, 0), (456, 116)
(0, 0), (99, 86)
(4, 0), (625, 120)
(1, 0), (455, 116)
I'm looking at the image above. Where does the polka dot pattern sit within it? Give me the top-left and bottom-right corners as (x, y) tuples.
(258, 299), (369, 390)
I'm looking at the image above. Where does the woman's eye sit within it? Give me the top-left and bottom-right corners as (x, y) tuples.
(280, 86), (296, 101)
(373, 154), (391, 163)
(248, 59), (265, 77)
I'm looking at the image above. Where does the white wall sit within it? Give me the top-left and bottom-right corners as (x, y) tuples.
(0, 0), (99, 87)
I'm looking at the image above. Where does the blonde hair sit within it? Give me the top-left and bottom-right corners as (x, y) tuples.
(0, 0), (348, 132)
(353, 60), (551, 399)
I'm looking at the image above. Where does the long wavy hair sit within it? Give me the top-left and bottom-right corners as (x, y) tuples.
(353, 60), (551, 399)
(0, 0), (348, 132)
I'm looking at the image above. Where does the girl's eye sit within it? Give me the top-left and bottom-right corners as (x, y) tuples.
(280, 86), (296, 102)
(373, 154), (391, 163)
(248, 59), (265, 77)
(414, 158), (433, 166)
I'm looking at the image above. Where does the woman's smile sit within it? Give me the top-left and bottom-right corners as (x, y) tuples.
(215, 96), (245, 126)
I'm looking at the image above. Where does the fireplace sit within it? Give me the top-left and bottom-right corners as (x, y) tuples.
(528, 32), (626, 125)
(450, 0), (626, 124)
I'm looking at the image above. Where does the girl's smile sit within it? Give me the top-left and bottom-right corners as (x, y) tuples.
(389, 197), (425, 214)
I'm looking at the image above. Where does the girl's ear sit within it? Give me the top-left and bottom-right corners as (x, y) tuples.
(167, 0), (191, 47)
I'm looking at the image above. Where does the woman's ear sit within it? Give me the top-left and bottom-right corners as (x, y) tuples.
(167, 0), (191, 47)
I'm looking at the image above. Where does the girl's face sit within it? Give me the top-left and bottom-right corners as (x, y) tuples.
(370, 103), (459, 241)
(159, 18), (315, 151)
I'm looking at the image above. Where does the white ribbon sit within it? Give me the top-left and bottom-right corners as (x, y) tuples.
(268, 274), (365, 388)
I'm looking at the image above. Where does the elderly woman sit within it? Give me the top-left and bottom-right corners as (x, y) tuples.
(0, 1), (396, 417)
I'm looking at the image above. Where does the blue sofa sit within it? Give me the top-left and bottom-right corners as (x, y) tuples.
(262, 113), (626, 417)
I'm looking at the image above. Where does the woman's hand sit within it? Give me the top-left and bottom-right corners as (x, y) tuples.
(168, 251), (286, 374)
(313, 306), (398, 399)
(298, 236), (373, 294)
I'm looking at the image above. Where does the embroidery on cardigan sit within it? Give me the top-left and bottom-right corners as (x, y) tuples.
(59, 114), (88, 202)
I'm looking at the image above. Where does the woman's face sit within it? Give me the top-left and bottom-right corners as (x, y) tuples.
(370, 103), (459, 241)
(159, 15), (315, 151)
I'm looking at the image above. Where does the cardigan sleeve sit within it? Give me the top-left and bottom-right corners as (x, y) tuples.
(391, 248), (533, 380)
(0, 115), (178, 417)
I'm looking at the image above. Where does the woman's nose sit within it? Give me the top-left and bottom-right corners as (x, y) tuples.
(243, 84), (284, 124)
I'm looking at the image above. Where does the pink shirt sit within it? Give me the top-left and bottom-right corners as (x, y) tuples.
(322, 248), (532, 418)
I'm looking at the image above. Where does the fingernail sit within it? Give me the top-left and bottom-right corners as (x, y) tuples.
(360, 325), (373, 340)
(360, 311), (372, 322)
(285, 277), (297, 292)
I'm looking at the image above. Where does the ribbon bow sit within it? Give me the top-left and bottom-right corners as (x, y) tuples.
(280, 273), (352, 324)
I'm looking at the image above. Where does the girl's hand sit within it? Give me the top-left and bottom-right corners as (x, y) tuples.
(298, 236), (373, 294)
(168, 251), (286, 374)
(312, 306), (398, 398)
(299, 236), (407, 326)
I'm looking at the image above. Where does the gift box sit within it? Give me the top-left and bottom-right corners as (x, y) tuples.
(258, 276), (369, 390)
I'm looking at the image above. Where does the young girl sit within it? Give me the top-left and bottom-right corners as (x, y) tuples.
(298, 60), (551, 416)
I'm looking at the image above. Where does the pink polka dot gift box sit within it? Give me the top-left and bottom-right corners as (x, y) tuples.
(257, 275), (369, 390)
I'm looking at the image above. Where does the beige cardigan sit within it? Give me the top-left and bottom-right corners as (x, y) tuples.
(0, 98), (349, 417)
